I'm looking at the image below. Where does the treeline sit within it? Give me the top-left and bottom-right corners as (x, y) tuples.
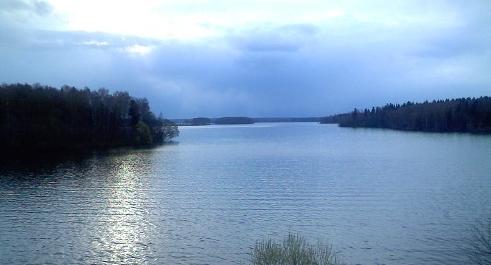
(254, 117), (320, 123)
(320, 97), (491, 133)
(190, 117), (212, 126)
(175, 116), (255, 126)
(0, 83), (179, 153)
(214, 117), (254, 125)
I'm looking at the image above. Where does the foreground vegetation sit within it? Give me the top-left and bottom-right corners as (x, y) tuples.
(0, 83), (178, 153)
(468, 219), (491, 265)
(251, 233), (343, 265)
(252, 225), (491, 265)
(321, 97), (491, 133)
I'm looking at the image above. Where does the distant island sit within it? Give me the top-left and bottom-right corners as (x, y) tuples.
(214, 117), (254, 125)
(175, 116), (255, 126)
(321, 97), (491, 133)
(174, 117), (320, 126)
(254, 117), (320, 123)
(190, 117), (212, 126)
(0, 83), (179, 154)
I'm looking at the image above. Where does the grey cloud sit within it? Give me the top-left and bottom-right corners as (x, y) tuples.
(33, 0), (52, 16)
(0, 0), (31, 11)
(0, 28), (161, 50)
(412, 22), (491, 59)
(1, 24), (489, 118)
(0, 0), (52, 16)
(230, 24), (318, 52)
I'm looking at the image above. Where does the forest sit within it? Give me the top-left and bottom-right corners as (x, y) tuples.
(214, 117), (254, 125)
(0, 83), (179, 153)
(174, 117), (254, 126)
(320, 97), (491, 133)
(190, 117), (212, 125)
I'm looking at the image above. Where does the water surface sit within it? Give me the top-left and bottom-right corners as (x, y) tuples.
(1, 123), (491, 264)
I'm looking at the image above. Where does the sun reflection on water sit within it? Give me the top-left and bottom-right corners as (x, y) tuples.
(89, 151), (158, 264)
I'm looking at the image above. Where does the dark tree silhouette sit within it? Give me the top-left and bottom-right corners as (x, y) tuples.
(0, 83), (179, 153)
(320, 97), (491, 133)
(214, 117), (254, 124)
(191, 117), (212, 126)
(128, 99), (141, 127)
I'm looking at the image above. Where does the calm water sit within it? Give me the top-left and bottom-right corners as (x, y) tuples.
(1, 123), (491, 265)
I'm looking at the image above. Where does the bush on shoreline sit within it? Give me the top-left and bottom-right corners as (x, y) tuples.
(468, 219), (491, 265)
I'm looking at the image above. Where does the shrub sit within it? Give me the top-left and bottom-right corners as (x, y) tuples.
(251, 233), (344, 265)
(135, 121), (153, 145)
(468, 219), (491, 265)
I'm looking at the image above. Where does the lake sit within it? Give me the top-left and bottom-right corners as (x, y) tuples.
(1, 122), (491, 265)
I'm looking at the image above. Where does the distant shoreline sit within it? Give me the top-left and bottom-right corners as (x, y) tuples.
(320, 97), (491, 134)
(173, 117), (321, 126)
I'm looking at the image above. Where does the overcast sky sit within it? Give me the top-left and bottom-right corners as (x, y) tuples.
(1, 0), (490, 118)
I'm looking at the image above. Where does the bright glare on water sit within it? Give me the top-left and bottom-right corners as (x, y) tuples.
(1, 123), (491, 264)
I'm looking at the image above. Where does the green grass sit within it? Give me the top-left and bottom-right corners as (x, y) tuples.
(251, 233), (344, 265)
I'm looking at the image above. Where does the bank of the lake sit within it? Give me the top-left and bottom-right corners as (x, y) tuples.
(321, 97), (491, 133)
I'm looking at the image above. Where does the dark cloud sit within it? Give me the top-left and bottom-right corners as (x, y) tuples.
(0, 0), (52, 16)
(0, 0), (31, 11)
(33, 0), (52, 16)
(0, 28), (161, 51)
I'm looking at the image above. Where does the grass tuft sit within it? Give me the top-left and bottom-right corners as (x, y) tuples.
(468, 219), (491, 265)
(251, 233), (344, 265)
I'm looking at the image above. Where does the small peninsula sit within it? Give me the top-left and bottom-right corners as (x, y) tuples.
(321, 97), (491, 133)
(0, 83), (179, 154)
